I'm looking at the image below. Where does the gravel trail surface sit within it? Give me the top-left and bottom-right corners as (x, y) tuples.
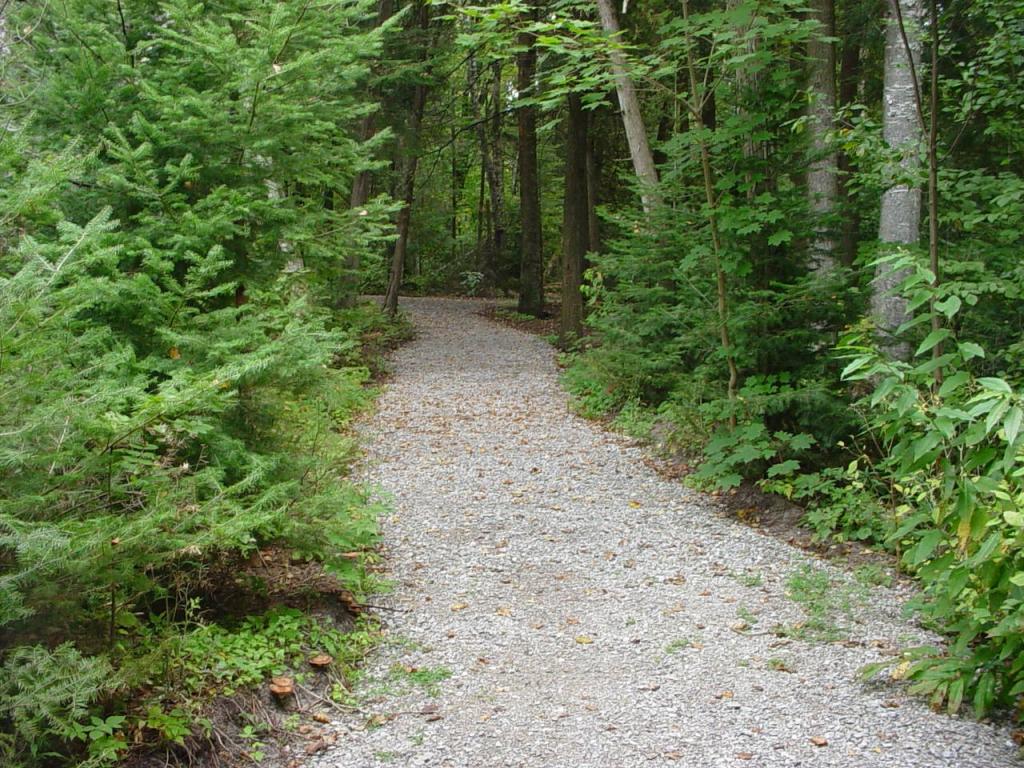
(312, 297), (1019, 768)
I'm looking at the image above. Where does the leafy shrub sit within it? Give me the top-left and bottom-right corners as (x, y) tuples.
(844, 252), (1024, 718)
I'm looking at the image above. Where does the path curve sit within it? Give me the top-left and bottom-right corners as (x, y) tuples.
(313, 298), (1018, 768)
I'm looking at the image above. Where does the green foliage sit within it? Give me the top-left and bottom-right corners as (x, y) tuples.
(566, 0), (857, 482)
(0, 0), (402, 763)
(841, 253), (1024, 718)
(149, 608), (378, 698)
(0, 646), (113, 766)
(780, 563), (858, 643)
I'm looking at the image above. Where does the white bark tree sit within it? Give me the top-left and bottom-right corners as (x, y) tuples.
(807, 0), (839, 273)
(871, 0), (924, 359)
(594, 0), (659, 211)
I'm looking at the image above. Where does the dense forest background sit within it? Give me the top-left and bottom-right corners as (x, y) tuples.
(2, 0), (1023, 763)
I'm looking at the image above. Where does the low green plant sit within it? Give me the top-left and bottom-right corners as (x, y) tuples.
(388, 665), (452, 698)
(664, 638), (693, 655)
(735, 571), (764, 588)
(854, 564), (894, 589)
(460, 271), (485, 296)
(780, 563), (854, 643)
(845, 252), (1024, 719)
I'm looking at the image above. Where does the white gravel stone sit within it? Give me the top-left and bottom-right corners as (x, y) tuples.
(304, 297), (1019, 768)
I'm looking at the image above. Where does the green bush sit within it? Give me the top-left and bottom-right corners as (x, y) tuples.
(0, 1), (397, 763)
(842, 253), (1024, 717)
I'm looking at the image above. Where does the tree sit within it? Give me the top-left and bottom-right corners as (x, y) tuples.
(870, 0), (924, 359)
(516, 3), (544, 316)
(384, 0), (433, 315)
(560, 92), (589, 343)
(594, 0), (659, 211)
(806, 0), (839, 273)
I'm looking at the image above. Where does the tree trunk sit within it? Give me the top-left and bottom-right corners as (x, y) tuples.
(383, 3), (431, 315)
(806, 0), (839, 273)
(516, 7), (544, 316)
(837, 27), (863, 267)
(870, 0), (923, 359)
(585, 107), (601, 254)
(561, 93), (589, 344)
(468, 55), (504, 291)
(594, 0), (659, 211)
(339, 0), (395, 307)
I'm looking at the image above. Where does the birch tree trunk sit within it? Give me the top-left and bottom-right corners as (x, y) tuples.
(871, 0), (923, 359)
(516, 6), (544, 316)
(837, 23), (863, 267)
(594, 0), (659, 211)
(806, 0), (838, 273)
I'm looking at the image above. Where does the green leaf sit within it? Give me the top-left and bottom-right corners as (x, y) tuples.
(909, 529), (944, 566)
(766, 459), (800, 477)
(978, 376), (1011, 394)
(937, 371), (969, 398)
(934, 295), (962, 319)
(916, 328), (951, 357)
(1003, 406), (1023, 444)
(958, 341), (985, 360)
(840, 354), (873, 380)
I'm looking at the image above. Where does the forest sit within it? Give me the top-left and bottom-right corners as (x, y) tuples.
(1, 0), (1023, 764)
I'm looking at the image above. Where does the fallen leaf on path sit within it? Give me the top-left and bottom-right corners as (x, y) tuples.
(496, 607), (512, 616)
(714, 690), (734, 700)
(736, 752), (754, 760)
(575, 635), (594, 645)
(450, 602), (469, 612)
(810, 737), (829, 747)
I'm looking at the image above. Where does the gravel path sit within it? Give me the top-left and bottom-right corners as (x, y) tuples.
(311, 297), (1019, 768)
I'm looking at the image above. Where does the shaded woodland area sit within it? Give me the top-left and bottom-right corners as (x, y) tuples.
(1, 0), (1024, 764)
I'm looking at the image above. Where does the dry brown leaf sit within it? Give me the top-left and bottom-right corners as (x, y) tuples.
(450, 602), (469, 612)
(736, 752), (754, 760)
(810, 737), (829, 747)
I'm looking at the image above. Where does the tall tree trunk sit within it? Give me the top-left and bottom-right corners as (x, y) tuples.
(488, 60), (505, 285)
(585, 107), (601, 254)
(517, 6), (544, 316)
(468, 55), (504, 291)
(339, 0), (395, 307)
(682, 0), (739, 418)
(871, 0), (923, 359)
(806, 0), (839, 273)
(594, 0), (659, 211)
(561, 93), (589, 343)
(450, 126), (459, 263)
(383, 2), (431, 315)
(836, 26), (863, 267)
